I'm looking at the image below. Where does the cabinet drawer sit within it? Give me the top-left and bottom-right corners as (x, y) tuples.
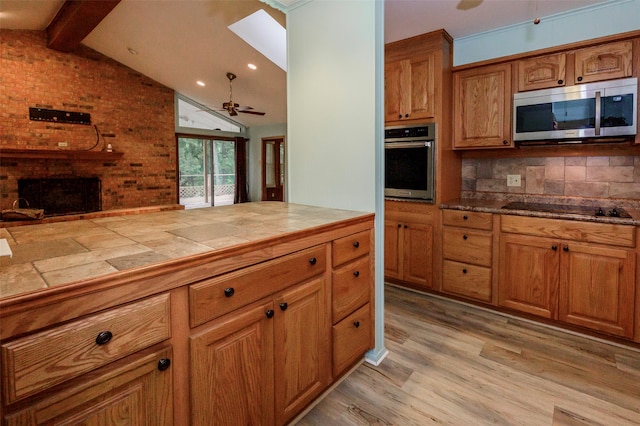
(442, 228), (492, 266)
(442, 210), (493, 230)
(190, 245), (326, 327)
(500, 215), (635, 247)
(442, 260), (492, 302)
(332, 303), (371, 377)
(332, 256), (370, 323)
(333, 230), (370, 267)
(1, 293), (171, 404)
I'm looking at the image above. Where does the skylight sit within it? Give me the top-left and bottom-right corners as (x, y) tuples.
(228, 9), (286, 72)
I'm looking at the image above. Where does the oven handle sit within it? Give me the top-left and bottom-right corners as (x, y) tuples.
(384, 141), (433, 148)
(594, 90), (601, 136)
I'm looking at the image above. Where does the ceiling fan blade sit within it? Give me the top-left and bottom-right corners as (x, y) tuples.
(456, 0), (482, 10)
(238, 110), (266, 116)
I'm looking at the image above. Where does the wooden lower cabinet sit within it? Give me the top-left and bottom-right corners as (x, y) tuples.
(384, 220), (433, 288)
(4, 345), (173, 425)
(499, 223), (636, 339)
(190, 277), (330, 426)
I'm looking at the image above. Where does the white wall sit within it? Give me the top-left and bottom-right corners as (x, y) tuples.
(454, 0), (640, 66)
(286, 0), (387, 365)
(247, 123), (287, 202)
(287, 0), (376, 213)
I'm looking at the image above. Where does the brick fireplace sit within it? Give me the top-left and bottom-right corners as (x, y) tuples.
(18, 178), (101, 216)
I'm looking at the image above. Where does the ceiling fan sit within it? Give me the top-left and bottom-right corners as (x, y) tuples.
(456, 0), (483, 11)
(220, 72), (265, 117)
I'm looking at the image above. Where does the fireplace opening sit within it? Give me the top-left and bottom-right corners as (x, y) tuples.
(18, 178), (101, 216)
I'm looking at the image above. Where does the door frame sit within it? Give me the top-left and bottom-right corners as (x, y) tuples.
(261, 136), (285, 201)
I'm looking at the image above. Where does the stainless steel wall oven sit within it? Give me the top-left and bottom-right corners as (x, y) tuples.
(384, 123), (435, 201)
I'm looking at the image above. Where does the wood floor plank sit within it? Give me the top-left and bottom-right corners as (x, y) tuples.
(297, 286), (640, 425)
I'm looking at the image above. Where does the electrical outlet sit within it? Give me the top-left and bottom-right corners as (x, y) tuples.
(57, 142), (68, 147)
(507, 174), (521, 187)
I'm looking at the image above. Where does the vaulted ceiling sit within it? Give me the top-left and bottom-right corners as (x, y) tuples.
(0, 0), (606, 128)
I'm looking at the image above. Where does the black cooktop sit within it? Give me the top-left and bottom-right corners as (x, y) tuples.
(501, 202), (631, 218)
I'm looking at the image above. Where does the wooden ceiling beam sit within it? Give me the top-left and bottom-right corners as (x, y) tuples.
(46, 0), (121, 52)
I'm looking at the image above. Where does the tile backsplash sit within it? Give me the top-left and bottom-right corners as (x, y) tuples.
(461, 156), (640, 205)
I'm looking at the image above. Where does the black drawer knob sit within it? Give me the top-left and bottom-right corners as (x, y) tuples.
(353, 241), (360, 248)
(265, 310), (274, 319)
(279, 302), (288, 311)
(95, 331), (113, 346)
(353, 271), (360, 277)
(404, 225), (408, 229)
(404, 114), (409, 118)
(157, 358), (171, 371)
(398, 114), (402, 119)
(558, 79), (563, 85)
(462, 269), (467, 274)
(563, 246), (569, 252)
(309, 257), (317, 265)
(552, 245), (558, 251)
(463, 215), (468, 220)
(354, 321), (360, 328)
(502, 140), (508, 145)
(463, 235), (468, 240)
(577, 76), (583, 82)
(224, 287), (235, 297)
(397, 223), (401, 228)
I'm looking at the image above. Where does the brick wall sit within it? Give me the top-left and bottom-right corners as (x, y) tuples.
(462, 156), (640, 206)
(0, 30), (177, 211)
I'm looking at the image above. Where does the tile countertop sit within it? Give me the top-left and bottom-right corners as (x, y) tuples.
(441, 198), (640, 226)
(0, 202), (371, 299)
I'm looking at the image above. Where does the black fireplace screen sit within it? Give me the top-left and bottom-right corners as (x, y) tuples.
(18, 178), (101, 216)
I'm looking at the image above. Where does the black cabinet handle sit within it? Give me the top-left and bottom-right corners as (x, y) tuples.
(397, 223), (401, 228)
(157, 358), (171, 371)
(502, 140), (508, 145)
(279, 303), (288, 311)
(224, 287), (235, 297)
(95, 331), (112, 345)
(353, 321), (360, 328)
(558, 79), (563, 85)
(463, 235), (468, 240)
(353, 271), (360, 277)
(309, 257), (317, 265)
(463, 215), (468, 220)
(563, 246), (569, 252)
(404, 114), (409, 118)
(353, 241), (360, 248)
(404, 225), (408, 229)
(551, 245), (558, 251)
(265, 310), (274, 319)
(398, 114), (402, 119)
(577, 76), (583, 82)
(462, 269), (467, 274)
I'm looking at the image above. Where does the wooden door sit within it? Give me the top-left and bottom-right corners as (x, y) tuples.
(403, 222), (433, 288)
(190, 301), (275, 426)
(384, 59), (406, 122)
(453, 63), (512, 149)
(573, 40), (632, 84)
(262, 136), (285, 201)
(498, 233), (559, 319)
(559, 242), (635, 338)
(407, 53), (436, 120)
(518, 53), (566, 91)
(4, 346), (173, 425)
(384, 220), (403, 280)
(274, 277), (330, 425)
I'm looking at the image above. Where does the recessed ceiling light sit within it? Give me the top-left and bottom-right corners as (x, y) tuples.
(196, 81), (206, 87)
(127, 47), (138, 55)
(248, 63), (257, 70)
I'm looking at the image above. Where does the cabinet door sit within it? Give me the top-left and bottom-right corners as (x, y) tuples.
(498, 234), (559, 319)
(453, 63), (512, 149)
(190, 301), (275, 426)
(407, 54), (436, 121)
(4, 346), (173, 426)
(384, 220), (403, 280)
(559, 242), (635, 338)
(274, 277), (330, 425)
(384, 60), (407, 122)
(574, 40), (632, 84)
(518, 53), (566, 91)
(403, 222), (433, 288)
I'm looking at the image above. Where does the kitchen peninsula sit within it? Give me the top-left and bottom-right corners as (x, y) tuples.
(0, 202), (375, 425)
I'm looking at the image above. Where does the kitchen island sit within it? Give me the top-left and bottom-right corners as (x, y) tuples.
(0, 202), (375, 425)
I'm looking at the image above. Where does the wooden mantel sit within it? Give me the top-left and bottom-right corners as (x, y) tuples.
(0, 148), (123, 161)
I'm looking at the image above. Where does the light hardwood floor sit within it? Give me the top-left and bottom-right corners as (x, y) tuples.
(298, 285), (640, 425)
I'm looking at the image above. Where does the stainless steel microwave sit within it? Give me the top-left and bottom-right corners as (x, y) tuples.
(513, 77), (637, 143)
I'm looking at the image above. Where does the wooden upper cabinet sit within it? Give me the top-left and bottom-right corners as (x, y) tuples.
(518, 53), (567, 91)
(573, 40), (632, 84)
(385, 53), (436, 123)
(453, 63), (512, 149)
